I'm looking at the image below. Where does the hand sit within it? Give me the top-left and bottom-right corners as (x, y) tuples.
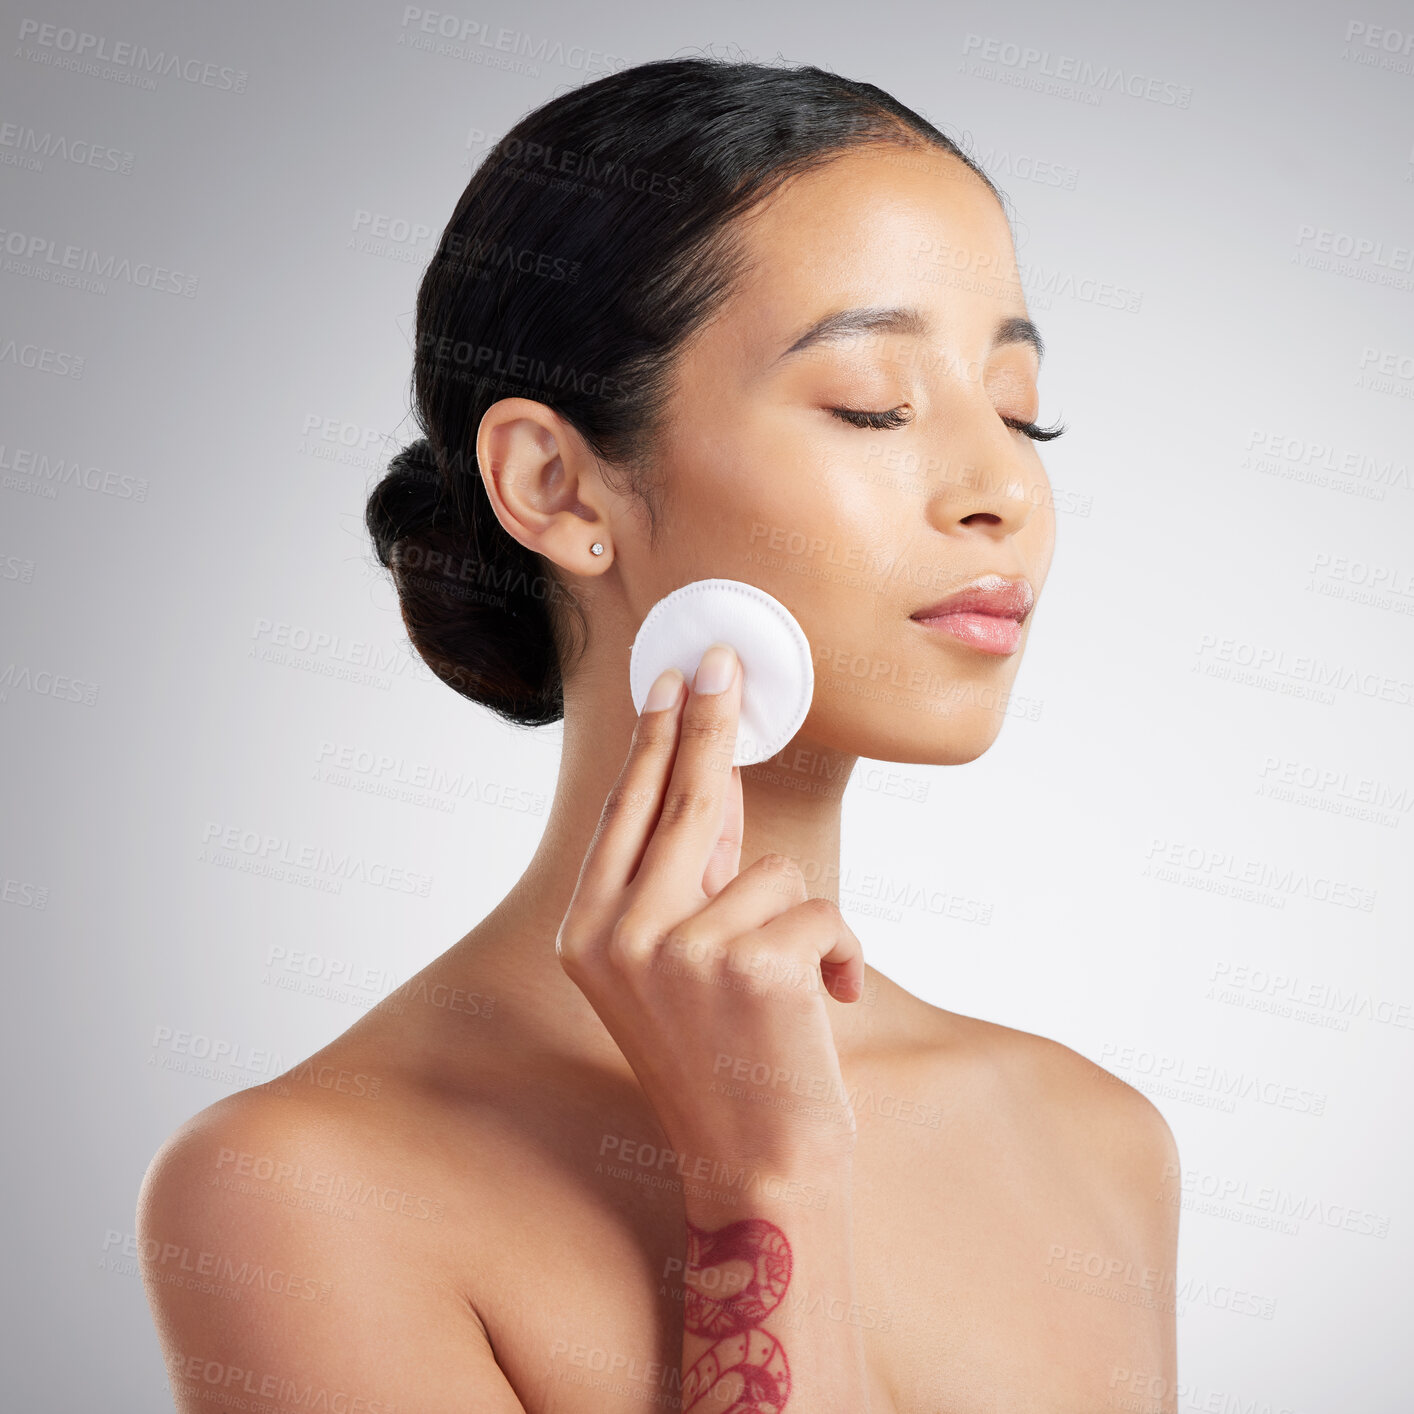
(556, 643), (864, 1173)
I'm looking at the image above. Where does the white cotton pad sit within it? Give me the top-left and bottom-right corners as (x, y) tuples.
(629, 578), (814, 766)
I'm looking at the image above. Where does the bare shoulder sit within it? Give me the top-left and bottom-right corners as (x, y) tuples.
(907, 997), (1180, 1244)
(136, 1076), (452, 1316)
(980, 1015), (1175, 1169)
(136, 1074), (526, 1412)
(138, 1077), (405, 1243)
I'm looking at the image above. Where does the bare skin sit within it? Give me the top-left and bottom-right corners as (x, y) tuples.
(138, 143), (1179, 1413)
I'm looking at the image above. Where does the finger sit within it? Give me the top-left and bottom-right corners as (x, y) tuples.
(684, 850), (805, 947)
(631, 642), (742, 908)
(563, 666), (686, 926)
(733, 897), (866, 1004)
(701, 765), (743, 899)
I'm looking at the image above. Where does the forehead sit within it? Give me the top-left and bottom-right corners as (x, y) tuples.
(713, 143), (1027, 367)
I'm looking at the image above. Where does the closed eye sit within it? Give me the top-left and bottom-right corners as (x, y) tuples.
(829, 405), (913, 430)
(1003, 414), (1066, 442)
(830, 405), (1066, 441)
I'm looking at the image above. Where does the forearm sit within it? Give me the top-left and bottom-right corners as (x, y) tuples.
(676, 1155), (868, 1413)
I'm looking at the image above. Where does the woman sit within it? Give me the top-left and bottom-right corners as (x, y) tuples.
(139, 57), (1179, 1413)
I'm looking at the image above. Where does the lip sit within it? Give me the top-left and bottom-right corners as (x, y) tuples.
(909, 574), (1035, 656)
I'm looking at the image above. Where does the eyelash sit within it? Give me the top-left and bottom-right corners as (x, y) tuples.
(828, 405), (1067, 442)
(830, 405), (913, 430)
(1004, 414), (1067, 442)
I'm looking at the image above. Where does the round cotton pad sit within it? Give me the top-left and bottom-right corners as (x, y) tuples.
(629, 578), (814, 767)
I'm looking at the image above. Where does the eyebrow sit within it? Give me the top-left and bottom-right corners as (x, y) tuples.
(774, 305), (1044, 365)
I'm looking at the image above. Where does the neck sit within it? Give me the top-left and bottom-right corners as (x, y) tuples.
(464, 665), (876, 1058)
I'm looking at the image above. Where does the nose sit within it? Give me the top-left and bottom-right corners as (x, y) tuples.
(921, 406), (1041, 541)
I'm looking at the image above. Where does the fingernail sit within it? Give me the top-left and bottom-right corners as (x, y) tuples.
(694, 642), (738, 695)
(643, 667), (683, 713)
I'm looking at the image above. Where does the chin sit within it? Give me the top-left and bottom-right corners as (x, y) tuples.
(805, 698), (1013, 768)
(886, 715), (1010, 767)
(929, 726), (1007, 767)
(805, 630), (1028, 760)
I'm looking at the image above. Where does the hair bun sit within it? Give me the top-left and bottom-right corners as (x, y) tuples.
(366, 437), (451, 569)
(365, 436), (571, 727)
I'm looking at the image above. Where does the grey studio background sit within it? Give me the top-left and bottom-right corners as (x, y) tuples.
(2, 0), (1411, 1408)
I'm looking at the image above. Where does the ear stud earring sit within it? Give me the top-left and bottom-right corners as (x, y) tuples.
(590, 542), (604, 556)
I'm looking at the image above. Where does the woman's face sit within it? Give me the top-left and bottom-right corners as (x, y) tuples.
(631, 142), (1057, 767)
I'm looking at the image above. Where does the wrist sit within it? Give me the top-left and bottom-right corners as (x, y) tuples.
(677, 1145), (854, 1220)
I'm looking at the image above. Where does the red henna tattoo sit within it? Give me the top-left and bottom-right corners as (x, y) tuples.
(680, 1217), (793, 1414)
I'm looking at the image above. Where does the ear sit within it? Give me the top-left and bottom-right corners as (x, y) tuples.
(475, 397), (614, 574)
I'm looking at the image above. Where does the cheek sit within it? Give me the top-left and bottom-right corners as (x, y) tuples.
(670, 411), (873, 559)
(658, 411), (908, 640)
(733, 494), (901, 679)
(728, 452), (895, 591)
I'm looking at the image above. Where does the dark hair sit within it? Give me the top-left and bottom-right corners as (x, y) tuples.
(365, 56), (999, 727)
